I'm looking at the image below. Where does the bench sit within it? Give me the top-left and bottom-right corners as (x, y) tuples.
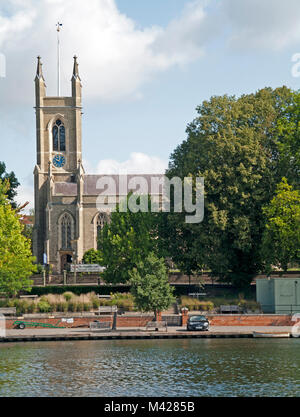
(90, 321), (111, 331)
(0, 307), (17, 316)
(188, 293), (207, 298)
(20, 295), (38, 300)
(146, 321), (168, 332)
(97, 295), (112, 300)
(220, 305), (240, 314)
(96, 306), (118, 315)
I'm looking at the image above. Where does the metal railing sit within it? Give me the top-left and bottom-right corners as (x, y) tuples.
(260, 304), (300, 314)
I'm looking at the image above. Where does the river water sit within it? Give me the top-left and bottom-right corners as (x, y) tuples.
(0, 339), (299, 397)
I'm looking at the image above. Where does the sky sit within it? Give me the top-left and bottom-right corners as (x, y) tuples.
(0, 0), (300, 212)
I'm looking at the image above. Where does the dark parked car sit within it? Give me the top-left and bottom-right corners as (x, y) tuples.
(187, 315), (210, 331)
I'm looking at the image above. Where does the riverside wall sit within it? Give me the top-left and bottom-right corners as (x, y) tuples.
(4, 314), (296, 329)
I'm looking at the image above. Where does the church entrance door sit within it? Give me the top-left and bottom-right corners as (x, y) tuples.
(60, 253), (73, 273)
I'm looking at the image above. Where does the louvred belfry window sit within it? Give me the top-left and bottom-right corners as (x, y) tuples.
(61, 213), (73, 249)
(53, 120), (66, 152)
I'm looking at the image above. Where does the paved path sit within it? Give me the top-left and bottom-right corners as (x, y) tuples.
(4, 325), (294, 338)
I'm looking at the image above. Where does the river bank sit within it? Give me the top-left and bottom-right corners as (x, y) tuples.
(0, 325), (296, 343)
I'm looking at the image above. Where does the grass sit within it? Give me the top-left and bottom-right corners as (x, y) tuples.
(179, 295), (261, 313)
(1, 292), (136, 314)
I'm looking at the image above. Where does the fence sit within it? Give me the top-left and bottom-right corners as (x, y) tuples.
(261, 304), (300, 314)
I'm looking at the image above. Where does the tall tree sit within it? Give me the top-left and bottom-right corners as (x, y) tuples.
(0, 181), (36, 297)
(261, 178), (300, 273)
(165, 87), (294, 287)
(98, 195), (159, 284)
(0, 162), (20, 209)
(129, 252), (175, 319)
(275, 91), (300, 187)
(83, 249), (103, 265)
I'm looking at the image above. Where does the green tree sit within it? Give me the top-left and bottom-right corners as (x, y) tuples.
(0, 162), (20, 209)
(129, 252), (175, 319)
(83, 249), (103, 265)
(165, 87), (294, 287)
(98, 196), (159, 284)
(261, 178), (300, 273)
(276, 91), (300, 187)
(0, 182), (36, 297)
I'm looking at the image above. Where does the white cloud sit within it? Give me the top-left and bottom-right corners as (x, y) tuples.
(222, 0), (300, 50)
(0, 0), (209, 104)
(96, 152), (167, 175)
(15, 184), (34, 213)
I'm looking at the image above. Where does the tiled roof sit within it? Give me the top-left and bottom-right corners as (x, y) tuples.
(54, 174), (164, 196)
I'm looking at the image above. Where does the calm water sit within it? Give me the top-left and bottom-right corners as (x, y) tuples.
(0, 339), (299, 397)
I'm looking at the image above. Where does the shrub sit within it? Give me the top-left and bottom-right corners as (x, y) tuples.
(77, 302), (85, 312)
(91, 298), (100, 309)
(63, 292), (75, 302)
(83, 302), (92, 312)
(68, 301), (78, 312)
(180, 297), (214, 312)
(238, 300), (261, 312)
(27, 302), (36, 314)
(58, 302), (68, 313)
(110, 293), (135, 311)
(37, 300), (51, 313)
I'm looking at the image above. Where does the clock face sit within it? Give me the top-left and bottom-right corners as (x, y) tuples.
(53, 154), (66, 168)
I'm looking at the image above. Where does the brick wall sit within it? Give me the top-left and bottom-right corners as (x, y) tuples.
(5, 314), (296, 329)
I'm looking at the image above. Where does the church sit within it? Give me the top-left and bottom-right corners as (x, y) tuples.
(33, 57), (162, 273)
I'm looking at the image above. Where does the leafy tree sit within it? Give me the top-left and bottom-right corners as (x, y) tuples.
(98, 195), (159, 284)
(261, 178), (300, 273)
(129, 252), (175, 319)
(0, 181), (36, 297)
(275, 91), (300, 187)
(165, 87), (294, 287)
(83, 249), (103, 265)
(0, 162), (20, 208)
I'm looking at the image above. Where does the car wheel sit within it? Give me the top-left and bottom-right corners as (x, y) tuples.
(18, 323), (26, 330)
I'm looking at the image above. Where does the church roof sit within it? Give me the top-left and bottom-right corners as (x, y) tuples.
(54, 174), (164, 196)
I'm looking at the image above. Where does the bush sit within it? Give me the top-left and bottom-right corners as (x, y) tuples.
(63, 292), (75, 302)
(92, 298), (100, 309)
(37, 300), (51, 313)
(68, 301), (78, 312)
(83, 302), (92, 312)
(238, 300), (261, 312)
(110, 293), (135, 311)
(180, 297), (214, 312)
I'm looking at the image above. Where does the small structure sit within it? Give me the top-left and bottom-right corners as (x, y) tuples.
(256, 278), (300, 314)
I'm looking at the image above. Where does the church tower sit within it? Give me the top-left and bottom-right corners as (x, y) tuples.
(33, 56), (84, 270)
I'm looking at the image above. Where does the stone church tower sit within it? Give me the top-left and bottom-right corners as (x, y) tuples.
(33, 56), (162, 273)
(33, 56), (86, 273)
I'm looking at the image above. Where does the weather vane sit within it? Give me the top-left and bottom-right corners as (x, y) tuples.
(56, 22), (63, 96)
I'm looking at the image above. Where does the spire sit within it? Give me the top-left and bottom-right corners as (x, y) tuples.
(72, 55), (82, 101)
(35, 56), (46, 105)
(35, 56), (45, 82)
(72, 55), (81, 80)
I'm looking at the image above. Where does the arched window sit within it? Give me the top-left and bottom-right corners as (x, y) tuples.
(53, 120), (66, 152)
(60, 213), (73, 249)
(97, 213), (108, 237)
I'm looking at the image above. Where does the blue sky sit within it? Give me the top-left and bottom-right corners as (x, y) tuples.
(0, 0), (300, 210)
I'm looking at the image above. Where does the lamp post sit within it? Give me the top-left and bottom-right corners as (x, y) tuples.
(70, 240), (77, 285)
